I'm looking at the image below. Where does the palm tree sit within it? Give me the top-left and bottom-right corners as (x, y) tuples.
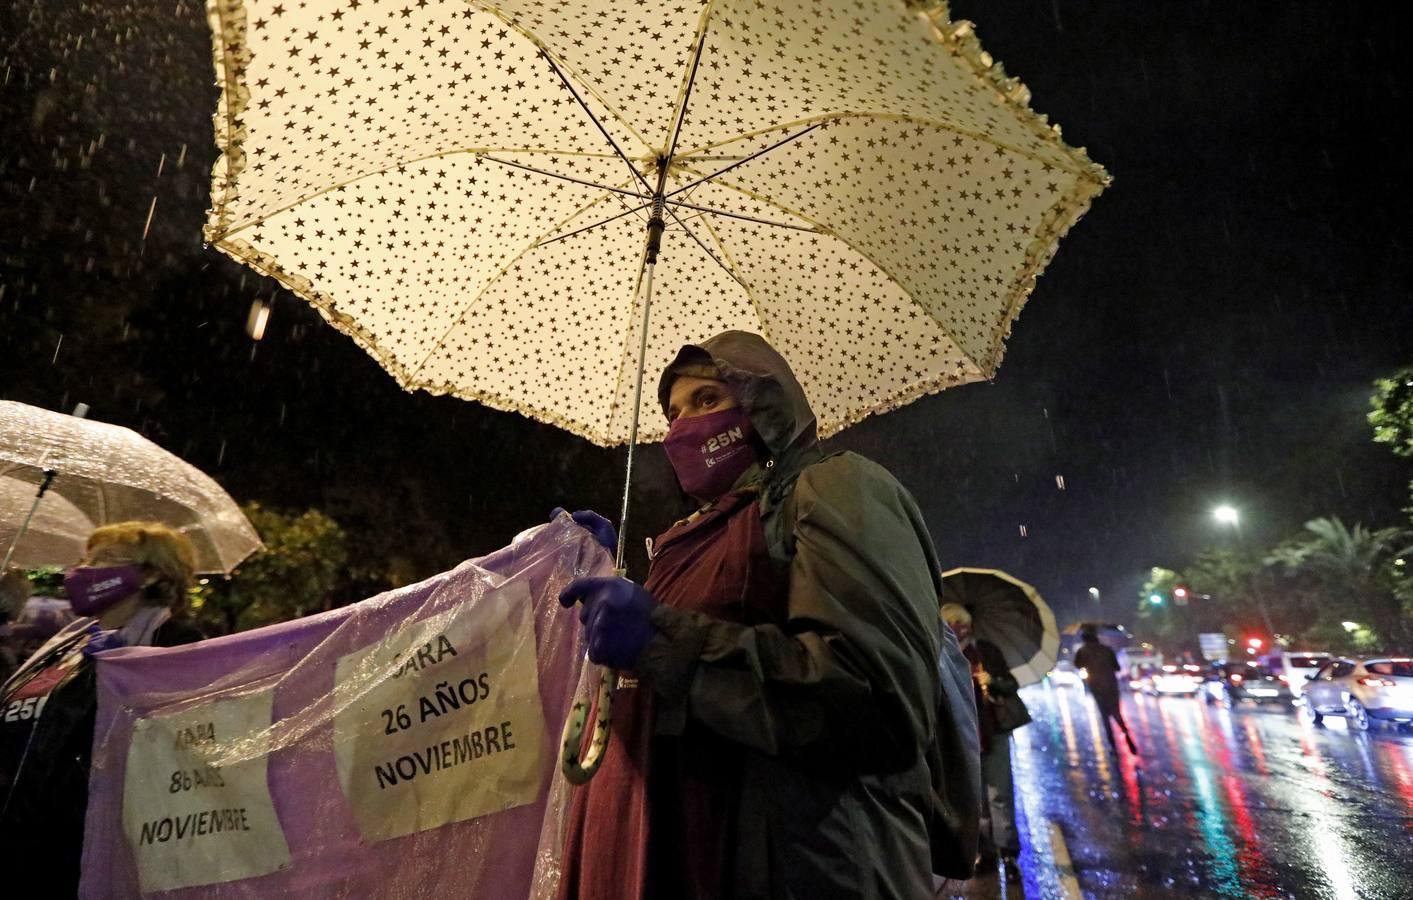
(1267, 517), (1412, 646)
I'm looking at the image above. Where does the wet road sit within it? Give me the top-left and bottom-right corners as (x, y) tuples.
(946, 683), (1413, 899)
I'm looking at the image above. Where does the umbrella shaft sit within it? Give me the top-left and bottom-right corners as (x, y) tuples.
(615, 159), (670, 571)
(616, 259), (658, 571)
(1, 471), (56, 572)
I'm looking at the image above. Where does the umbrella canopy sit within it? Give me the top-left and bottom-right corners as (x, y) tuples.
(941, 567), (1059, 687)
(204, 0), (1108, 447)
(1061, 621), (1132, 649)
(0, 401), (261, 574)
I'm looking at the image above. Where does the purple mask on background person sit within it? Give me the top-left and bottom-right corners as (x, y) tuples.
(63, 564), (146, 616)
(663, 406), (760, 500)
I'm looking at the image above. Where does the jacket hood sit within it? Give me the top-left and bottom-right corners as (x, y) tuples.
(658, 331), (818, 475)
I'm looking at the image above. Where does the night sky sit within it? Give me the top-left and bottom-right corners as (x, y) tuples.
(2, 1), (1409, 627)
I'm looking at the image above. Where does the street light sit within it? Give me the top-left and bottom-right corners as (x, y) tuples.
(1341, 621), (1360, 632)
(1088, 587), (1101, 603)
(1211, 502), (1276, 636)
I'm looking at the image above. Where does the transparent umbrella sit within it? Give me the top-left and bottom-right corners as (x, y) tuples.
(0, 401), (261, 575)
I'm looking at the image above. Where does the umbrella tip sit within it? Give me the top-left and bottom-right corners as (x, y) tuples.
(71, 403), (90, 419)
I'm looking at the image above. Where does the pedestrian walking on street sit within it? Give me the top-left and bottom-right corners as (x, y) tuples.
(942, 603), (1029, 885)
(1074, 625), (1139, 756)
(552, 332), (982, 900)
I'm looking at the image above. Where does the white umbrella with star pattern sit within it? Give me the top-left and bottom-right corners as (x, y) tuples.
(204, 0), (1108, 780)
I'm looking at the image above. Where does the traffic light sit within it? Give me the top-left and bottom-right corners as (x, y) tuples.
(1246, 637), (1263, 654)
(1148, 593), (1164, 605)
(1174, 586), (1189, 606)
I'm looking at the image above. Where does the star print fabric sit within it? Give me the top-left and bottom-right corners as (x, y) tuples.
(206, 0), (1108, 446)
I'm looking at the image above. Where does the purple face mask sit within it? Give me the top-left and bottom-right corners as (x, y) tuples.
(663, 406), (760, 501)
(64, 564), (146, 616)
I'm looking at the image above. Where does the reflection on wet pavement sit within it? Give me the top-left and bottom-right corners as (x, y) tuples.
(943, 683), (1413, 899)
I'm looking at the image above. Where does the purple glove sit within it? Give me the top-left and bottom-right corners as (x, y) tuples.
(559, 575), (657, 670)
(550, 507), (617, 556)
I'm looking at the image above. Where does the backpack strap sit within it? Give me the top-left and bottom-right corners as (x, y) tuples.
(759, 449), (847, 570)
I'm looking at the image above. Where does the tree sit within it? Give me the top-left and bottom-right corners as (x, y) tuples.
(1265, 516), (1411, 648)
(191, 503), (352, 635)
(1369, 367), (1413, 459)
(1370, 366), (1413, 527)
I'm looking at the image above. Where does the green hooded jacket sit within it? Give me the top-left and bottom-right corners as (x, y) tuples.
(638, 331), (981, 898)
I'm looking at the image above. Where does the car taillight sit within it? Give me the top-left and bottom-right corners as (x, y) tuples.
(1359, 677), (1395, 688)
(1231, 674), (1244, 684)
(1277, 675), (1288, 682)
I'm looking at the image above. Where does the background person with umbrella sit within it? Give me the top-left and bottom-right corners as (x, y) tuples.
(0, 522), (205, 897)
(554, 332), (980, 899)
(1074, 624), (1139, 757)
(940, 601), (1033, 885)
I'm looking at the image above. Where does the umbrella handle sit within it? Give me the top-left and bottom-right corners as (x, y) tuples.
(559, 666), (613, 784)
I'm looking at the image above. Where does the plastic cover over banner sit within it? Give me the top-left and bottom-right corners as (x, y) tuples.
(80, 516), (604, 898)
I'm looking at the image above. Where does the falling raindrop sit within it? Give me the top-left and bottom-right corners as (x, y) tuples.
(51, 334), (63, 364)
(1019, 525), (1029, 538)
(217, 439), (227, 467)
(141, 195), (157, 242)
(1055, 474), (1066, 490)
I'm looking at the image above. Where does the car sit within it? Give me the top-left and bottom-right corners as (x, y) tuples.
(1204, 661), (1294, 707)
(1142, 663), (1205, 696)
(1303, 657), (1413, 731)
(1048, 659), (1084, 688)
(1277, 651), (1331, 699)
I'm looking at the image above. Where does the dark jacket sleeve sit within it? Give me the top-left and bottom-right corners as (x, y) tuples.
(637, 454), (943, 774)
(976, 639), (1019, 698)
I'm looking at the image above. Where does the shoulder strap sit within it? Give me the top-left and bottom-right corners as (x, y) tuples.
(759, 449), (847, 566)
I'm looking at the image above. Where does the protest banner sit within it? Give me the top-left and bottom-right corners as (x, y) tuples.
(80, 518), (604, 898)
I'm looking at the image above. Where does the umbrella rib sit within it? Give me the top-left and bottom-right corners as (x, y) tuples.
(476, 154), (647, 199)
(663, 24), (709, 163)
(666, 200), (816, 231)
(407, 182), (640, 382)
(538, 196), (814, 249)
(666, 121), (828, 197)
(697, 216), (778, 347)
(662, 206), (748, 290)
(670, 165), (991, 377)
(212, 147), (625, 242)
(535, 49), (653, 199)
(674, 112), (1110, 186)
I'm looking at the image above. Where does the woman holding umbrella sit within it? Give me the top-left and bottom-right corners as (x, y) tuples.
(0, 522), (203, 896)
(941, 603), (1029, 885)
(553, 332), (981, 900)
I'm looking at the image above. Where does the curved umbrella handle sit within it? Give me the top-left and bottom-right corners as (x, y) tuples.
(560, 666), (613, 784)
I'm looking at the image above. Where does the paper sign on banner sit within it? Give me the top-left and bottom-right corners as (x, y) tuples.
(121, 689), (291, 893)
(333, 578), (546, 842)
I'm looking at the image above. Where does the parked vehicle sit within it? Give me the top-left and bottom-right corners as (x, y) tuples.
(1204, 661), (1294, 707)
(1141, 663), (1205, 696)
(1304, 657), (1413, 731)
(1277, 651), (1331, 699)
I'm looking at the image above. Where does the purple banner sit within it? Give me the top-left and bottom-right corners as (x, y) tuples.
(81, 517), (604, 899)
